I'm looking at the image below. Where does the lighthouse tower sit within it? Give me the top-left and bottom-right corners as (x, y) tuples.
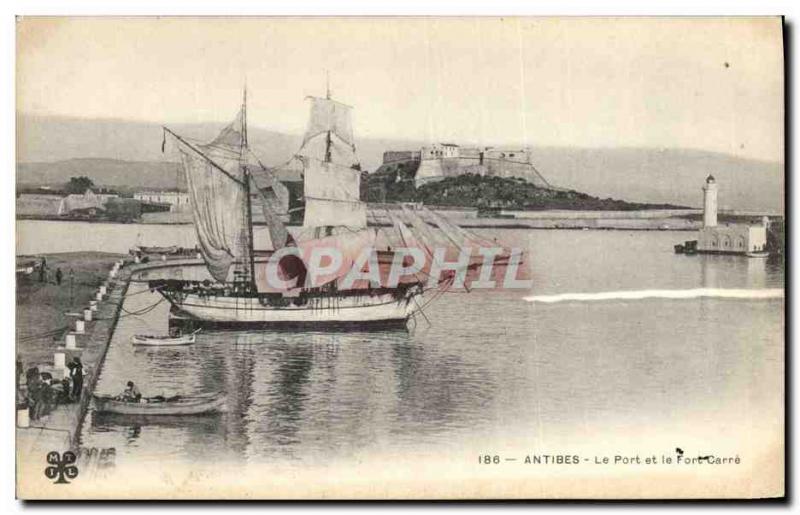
(702, 174), (718, 228)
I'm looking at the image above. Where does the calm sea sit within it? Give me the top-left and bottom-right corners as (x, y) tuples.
(16, 221), (784, 467)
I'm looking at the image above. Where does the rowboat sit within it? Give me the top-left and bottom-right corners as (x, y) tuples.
(131, 245), (180, 255)
(131, 329), (200, 346)
(93, 392), (226, 416)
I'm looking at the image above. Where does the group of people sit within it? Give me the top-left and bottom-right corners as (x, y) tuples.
(35, 256), (66, 285)
(17, 355), (143, 420)
(18, 357), (83, 421)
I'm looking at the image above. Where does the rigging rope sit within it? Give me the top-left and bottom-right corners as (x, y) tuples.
(91, 296), (166, 321)
(16, 326), (69, 343)
(119, 297), (166, 317)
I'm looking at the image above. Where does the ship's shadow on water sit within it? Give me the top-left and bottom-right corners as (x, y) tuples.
(87, 325), (497, 464)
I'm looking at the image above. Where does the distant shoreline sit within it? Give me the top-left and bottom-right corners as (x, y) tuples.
(16, 213), (704, 231)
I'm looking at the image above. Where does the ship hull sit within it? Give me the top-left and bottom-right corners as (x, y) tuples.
(160, 289), (422, 330)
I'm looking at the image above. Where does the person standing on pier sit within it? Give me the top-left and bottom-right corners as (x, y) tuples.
(59, 377), (72, 404)
(25, 367), (42, 420)
(35, 373), (55, 419)
(16, 360), (23, 405)
(37, 257), (47, 282)
(68, 357), (83, 400)
(55, 268), (63, 286)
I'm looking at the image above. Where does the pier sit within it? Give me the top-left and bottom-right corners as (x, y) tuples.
(16, 255), (130, 479)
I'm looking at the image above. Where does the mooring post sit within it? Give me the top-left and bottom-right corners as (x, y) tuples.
(16, 408), (29, 428)
(54, 351), (65, 370)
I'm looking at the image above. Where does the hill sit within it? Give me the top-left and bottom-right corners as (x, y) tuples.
(17, 158), (182, 192)
(16, 113), (421, 181)
(368, 173), (686, 211)
(528, 147), (783, 213)
(16, 114), (783, 212)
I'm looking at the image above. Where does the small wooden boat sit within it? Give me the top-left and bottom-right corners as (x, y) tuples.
(746, 250), (770, 258)
(131, 245), (180, 255)
(93, 392), (225, 416)
(131, 329), (200, 346)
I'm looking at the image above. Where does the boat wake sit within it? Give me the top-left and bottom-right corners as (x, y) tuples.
(524, 288), (784, 304)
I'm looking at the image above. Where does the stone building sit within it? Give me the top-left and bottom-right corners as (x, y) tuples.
(380, 144), (551, 189)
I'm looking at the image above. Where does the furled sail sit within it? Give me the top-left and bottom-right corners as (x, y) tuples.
(298, 96), (358, 167)
(250, 155), (290, 216)
(400, 205), (447, 252)
(251, 176), (291, 251)
(387, 209), (432, 261)
(302, 158), (367, 230)
(422, 206), (498, 251)
(169, 109), (250, 283)
(247, 152), (292, 250)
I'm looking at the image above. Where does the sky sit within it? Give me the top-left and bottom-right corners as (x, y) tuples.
(16, 16), (784, 162)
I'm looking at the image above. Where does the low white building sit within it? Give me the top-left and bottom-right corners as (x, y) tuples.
(133, 191), (190, 211)
(58, 189), (117, 215)
(697, 224), (767, 254)
(421, 143), (460, 160)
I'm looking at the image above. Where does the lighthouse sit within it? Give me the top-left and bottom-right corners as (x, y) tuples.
(702, 174), (718, 227)
(691, 175), (768, 256)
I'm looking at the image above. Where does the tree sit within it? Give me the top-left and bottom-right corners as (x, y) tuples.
(65, 176), (95, 194)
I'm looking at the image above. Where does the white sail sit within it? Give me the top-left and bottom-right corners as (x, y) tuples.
(302, 158), (366, 230)
(170, 109), (250, 283)
(299, 96), (357, 167)
(304, 199), (367, 231)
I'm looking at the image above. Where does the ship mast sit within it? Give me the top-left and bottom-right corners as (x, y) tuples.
(324, 71), (332, 164)
(240, 87), (257, 291)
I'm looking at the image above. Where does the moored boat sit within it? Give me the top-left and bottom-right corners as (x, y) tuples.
(93, 392), (225, 416)
(163, 287), (423, 329)
(132, 245), (180, 255)
(130, 329), (200, 346)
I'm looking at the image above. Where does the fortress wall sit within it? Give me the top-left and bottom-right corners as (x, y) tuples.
(390, 145), (552, 189)
(383, 151), (420, 164)
(440, 157), (462, 177)
(414, 159), (445, 187)
(485, 159), (539, 180)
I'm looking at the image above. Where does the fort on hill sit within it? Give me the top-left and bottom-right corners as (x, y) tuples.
(377, 143), (552, 189)
(366, 143), (689, 211)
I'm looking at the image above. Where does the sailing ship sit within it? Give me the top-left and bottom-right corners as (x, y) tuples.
(155, 87), (516, 329)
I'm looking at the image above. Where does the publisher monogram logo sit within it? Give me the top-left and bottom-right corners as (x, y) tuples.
(44, 451), (79, 484)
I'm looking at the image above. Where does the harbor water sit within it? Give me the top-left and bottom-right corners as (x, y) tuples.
(17, 221), (784, 468)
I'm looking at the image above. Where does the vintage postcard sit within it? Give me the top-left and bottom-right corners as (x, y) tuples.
(15, 16), (784, 499)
